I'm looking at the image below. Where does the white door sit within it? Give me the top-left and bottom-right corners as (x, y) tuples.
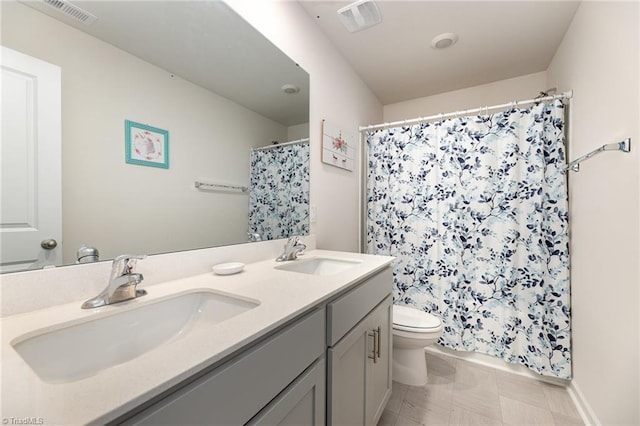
(1, 46), (62, 273)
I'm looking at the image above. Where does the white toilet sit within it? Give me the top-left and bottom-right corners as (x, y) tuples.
(392, 304), (443, 386)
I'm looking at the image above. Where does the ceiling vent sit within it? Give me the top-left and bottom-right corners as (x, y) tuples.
(337, 0), (381, 33)
(40, 0), (97, 25)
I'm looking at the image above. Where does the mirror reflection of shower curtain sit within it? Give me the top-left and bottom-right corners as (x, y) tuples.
(366, 100), (571, 379)
(249, 140), (310, 240)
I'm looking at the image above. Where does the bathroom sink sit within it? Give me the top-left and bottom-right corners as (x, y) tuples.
(11, 291), (259, 383)
(275, 257), (362, 276)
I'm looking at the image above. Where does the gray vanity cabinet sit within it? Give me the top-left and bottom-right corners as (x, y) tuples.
(326, 268), (393, 426)
(119, 266), (393, 426)
(122, 308), (325, 426)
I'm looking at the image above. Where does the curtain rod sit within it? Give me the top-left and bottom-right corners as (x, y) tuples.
(565, 138), (631, 172)
(359, 90), (573, 132)
(252, 138), (309, 152)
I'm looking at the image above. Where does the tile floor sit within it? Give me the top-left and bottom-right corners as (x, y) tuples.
(378, 352), (584, 426)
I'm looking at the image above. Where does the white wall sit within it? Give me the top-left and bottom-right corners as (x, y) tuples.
(2, 1), (288, 263)
(383, 71), (548, 121)
(226, 0), (383, 253)
(287, 123), (310, 142)
(547, 2), (639, 425)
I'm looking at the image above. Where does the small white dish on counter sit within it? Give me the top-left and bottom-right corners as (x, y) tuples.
(212, 262), (245, 276)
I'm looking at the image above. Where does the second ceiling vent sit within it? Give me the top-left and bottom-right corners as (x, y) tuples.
(337, 0), (381, 33)
(38, 0), (97, 25)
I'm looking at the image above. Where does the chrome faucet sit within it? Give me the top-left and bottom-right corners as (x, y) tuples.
(247, 232), (262, 242)
(276, 236), (306, 262)
(81, 254), (147, 309)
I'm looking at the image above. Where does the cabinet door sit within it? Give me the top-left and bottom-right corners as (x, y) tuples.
(327, 317), (371, 425)
(366, 296), (393, 426)
(249, 357), (325, 425)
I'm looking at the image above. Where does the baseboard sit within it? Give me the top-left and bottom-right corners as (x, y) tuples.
(567, 380), (601, 426)
(424, 346), (599, 425)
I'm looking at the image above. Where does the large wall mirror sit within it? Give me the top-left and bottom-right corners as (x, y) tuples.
(1, 0), (310, 273)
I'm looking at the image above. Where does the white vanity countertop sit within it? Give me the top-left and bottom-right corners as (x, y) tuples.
(0, 250), (394, 425)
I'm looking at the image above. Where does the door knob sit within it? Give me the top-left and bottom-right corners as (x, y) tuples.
(41, 239), (58, 250)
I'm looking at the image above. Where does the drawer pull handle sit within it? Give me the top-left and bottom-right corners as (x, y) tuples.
(368, 327), (381, 363)
(367, 330), (376, 363)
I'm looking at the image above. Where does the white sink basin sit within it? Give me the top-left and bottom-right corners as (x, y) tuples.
(11, 291), (259, 383)
(275, 257), (362, 276)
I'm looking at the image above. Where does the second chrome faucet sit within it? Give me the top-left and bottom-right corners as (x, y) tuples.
(276, 236), (306, 262)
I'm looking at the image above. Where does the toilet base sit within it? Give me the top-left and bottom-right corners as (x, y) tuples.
(393, 347), (428, 386)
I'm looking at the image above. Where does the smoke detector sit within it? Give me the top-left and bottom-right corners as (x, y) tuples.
(431, 33), (459, 49)
(281, 84), (300, 94)
(337, 0), (382, 33)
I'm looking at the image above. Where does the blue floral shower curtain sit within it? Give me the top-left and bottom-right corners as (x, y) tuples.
(366, 100), (571, 379)
(249, 141), (310, 240)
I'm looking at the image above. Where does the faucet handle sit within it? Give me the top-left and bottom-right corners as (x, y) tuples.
(112, 254), (146, 275)
(285, 235), (300, 247)
(247, 232), (262, 242)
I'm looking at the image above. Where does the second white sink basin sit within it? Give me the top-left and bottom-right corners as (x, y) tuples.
(275, 257), (362, 276)
(11, 290), (259, 383)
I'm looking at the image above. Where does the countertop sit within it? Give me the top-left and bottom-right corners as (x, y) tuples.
(0, 250), (394, 425)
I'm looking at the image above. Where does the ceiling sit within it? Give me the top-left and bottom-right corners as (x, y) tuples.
(19, 0), (309, 127)
(299, 1), (581, 105)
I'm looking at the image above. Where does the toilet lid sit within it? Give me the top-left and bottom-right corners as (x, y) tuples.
(393, 305), (441, 331)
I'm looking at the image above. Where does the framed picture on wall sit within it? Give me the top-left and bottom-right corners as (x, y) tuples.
(125, 120), (169, 169)
(321, 119), (356, 171)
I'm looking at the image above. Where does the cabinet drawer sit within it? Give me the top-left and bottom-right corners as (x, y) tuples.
(326, 267), (392, 346)
(126, 308), (325, 425)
